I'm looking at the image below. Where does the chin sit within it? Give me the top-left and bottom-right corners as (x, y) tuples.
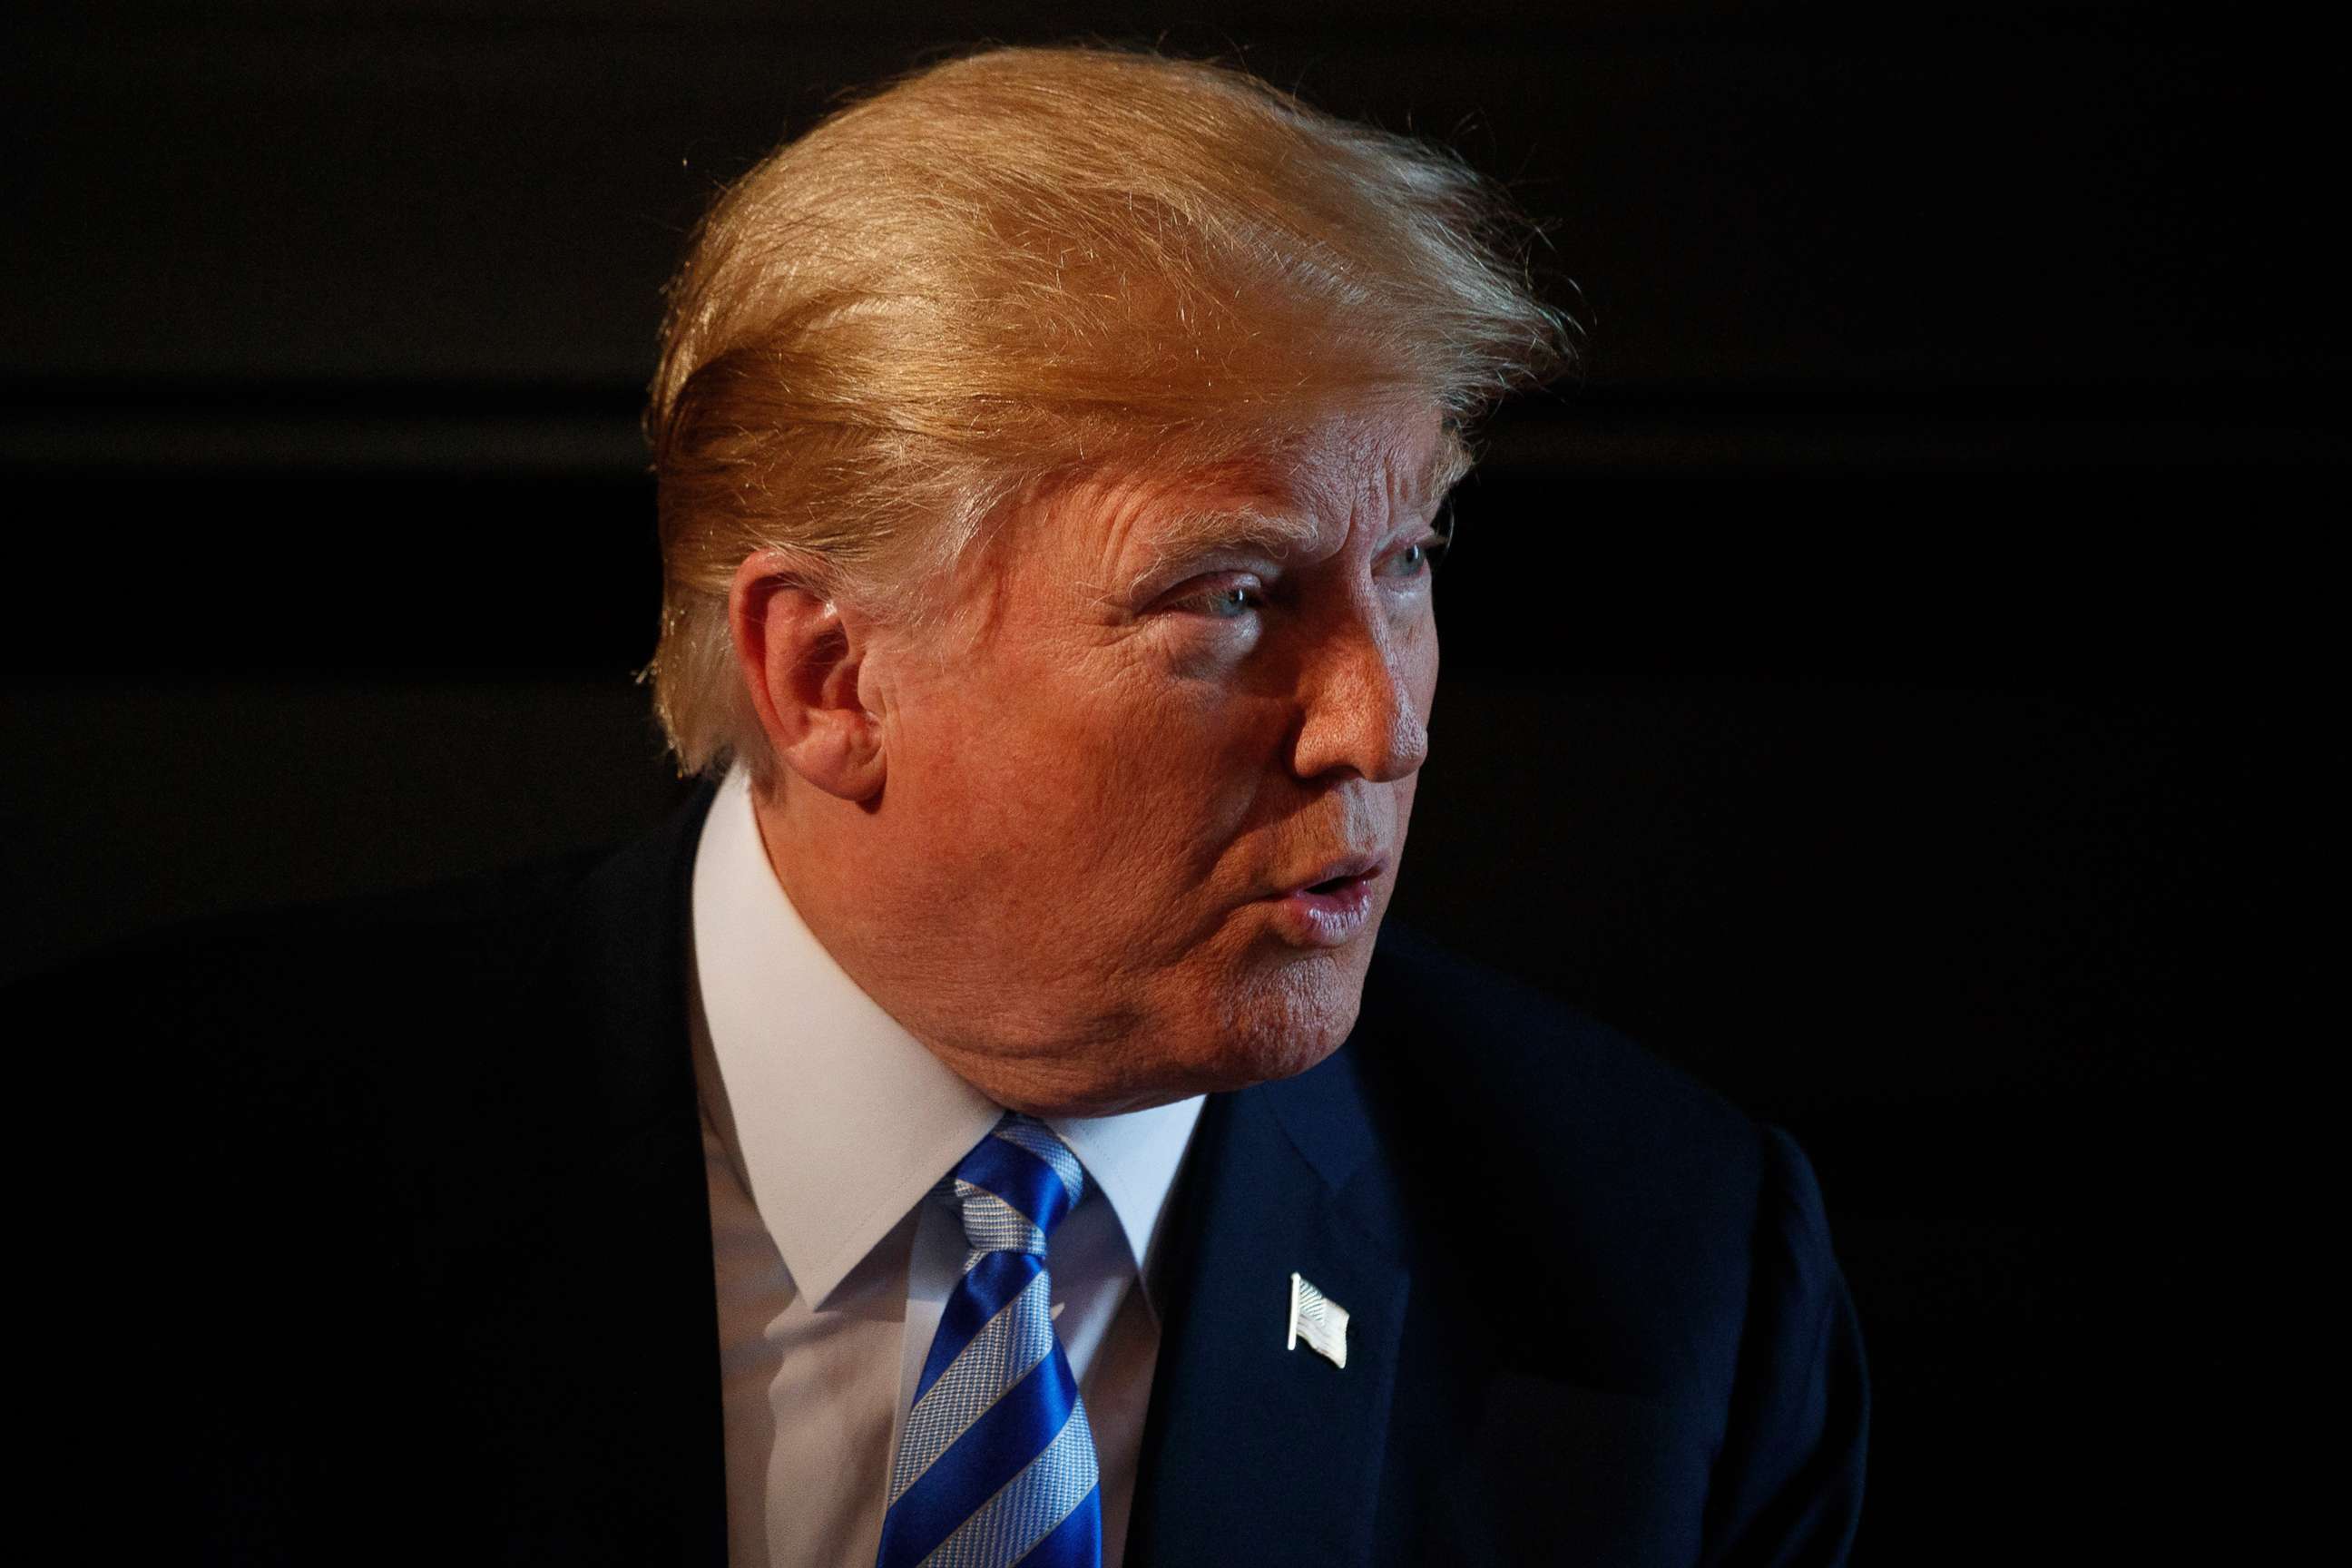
(1191, 946), (1368, 1092)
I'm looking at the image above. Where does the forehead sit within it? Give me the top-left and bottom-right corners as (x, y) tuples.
(1060, 405), (1463, 568)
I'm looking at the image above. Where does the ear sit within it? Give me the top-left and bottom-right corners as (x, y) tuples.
(728, 551), (889, 802)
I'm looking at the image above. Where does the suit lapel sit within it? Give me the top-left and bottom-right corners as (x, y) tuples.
(1127, 1043), (1412, 1568)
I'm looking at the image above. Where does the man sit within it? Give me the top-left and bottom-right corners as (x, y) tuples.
(27, 45), (1865, 1566)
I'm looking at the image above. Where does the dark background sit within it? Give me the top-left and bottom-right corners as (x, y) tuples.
(5, 2), (2328, 1560)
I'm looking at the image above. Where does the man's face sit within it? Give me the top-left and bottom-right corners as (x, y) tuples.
(851, 402), (1450, 1113)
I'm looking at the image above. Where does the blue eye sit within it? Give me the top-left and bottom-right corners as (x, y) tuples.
(1174, 576), (1263, 620)
(1202, 584), (1259, 619)
(1383, 539), (1442, 578)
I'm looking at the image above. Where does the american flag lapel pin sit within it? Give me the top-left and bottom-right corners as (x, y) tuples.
(1286, 1271), (1349, 1369)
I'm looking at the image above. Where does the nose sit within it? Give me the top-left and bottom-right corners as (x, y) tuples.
(1288, 602), (1432, 785)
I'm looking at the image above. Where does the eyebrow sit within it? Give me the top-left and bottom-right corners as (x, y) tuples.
(1134, 507), (1324, 575)
(1120, 428), (1475, 594)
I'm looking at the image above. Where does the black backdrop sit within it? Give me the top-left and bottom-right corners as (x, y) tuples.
(4, 3), (2328, 1560)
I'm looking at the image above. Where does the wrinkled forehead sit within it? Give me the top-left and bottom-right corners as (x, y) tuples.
(1128, 415), (1465, 580)
(1259, 404), (1465, 520)
(1054, 403), (1464, 564)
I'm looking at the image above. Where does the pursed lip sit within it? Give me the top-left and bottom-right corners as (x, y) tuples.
(1267, 851), (1388, 898)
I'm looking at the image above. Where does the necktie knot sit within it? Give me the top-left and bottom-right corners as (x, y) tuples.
(948, 1112), (1087, 1258)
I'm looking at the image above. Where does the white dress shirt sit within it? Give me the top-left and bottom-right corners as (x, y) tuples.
(688, 766), (1205, 1568)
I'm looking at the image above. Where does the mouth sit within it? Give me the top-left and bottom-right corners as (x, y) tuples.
(1259, 853), (1387, 948)
(1279, 853), (1387, 900)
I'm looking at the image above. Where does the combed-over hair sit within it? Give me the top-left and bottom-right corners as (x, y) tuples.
(646, 44), (1572, 778)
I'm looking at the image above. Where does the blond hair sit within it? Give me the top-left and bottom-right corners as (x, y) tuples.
(645, 44), (1572, 778)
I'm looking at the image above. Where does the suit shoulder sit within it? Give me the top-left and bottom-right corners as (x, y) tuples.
(18, 845), (598, 1018)
(1360, 921), (1764, 1176)
(10, 845), (612, 1155)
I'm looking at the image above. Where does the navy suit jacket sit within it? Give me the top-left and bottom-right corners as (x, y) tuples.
(24, 784), (1866, 1564)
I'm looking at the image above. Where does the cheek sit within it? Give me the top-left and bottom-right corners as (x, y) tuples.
(898, 655), (1261, 897)
(1067, 675), (1279, 881)
(1407, 606), (1441, 715)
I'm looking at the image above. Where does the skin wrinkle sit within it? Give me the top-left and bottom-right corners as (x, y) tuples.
(1100, 421), (1466, 604)
(746, 401), (1452, 1116)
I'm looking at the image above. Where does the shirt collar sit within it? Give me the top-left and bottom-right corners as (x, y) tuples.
(1051, 1099), (1203, 1309)
(689, 765), (1201, 1309)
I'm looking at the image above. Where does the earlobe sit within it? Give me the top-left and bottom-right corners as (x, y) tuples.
(728, 552), (888, 802)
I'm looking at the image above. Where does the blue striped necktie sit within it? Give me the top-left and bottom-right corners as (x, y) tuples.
(875, 1112), (1103, 1568)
